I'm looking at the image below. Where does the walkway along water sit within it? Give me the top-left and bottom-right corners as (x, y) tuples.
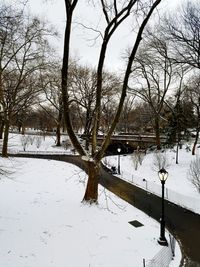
(10, 153), (200, 267)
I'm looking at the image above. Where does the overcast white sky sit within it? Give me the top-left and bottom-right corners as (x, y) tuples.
(5, 0), (183, 71)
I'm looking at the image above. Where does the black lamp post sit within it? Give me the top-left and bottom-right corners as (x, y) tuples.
(158, 168), (168, 246)
(117, 147), (121, 174)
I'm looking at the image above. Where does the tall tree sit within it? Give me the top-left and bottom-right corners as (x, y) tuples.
(163, 1), (200, 69)
(185, 75), (200, 155)
(61, 0), (162, 203)
(69, 65), (120, 149)
(128, 31), (178, 149)
(0, 4), (55, 156)
(117, 95), (135, 133)
(39, 62), (63, 146)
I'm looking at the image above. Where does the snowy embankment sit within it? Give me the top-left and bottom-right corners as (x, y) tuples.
(103, 145), (200, 214)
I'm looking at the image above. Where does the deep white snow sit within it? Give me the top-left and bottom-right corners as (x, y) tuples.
(0, 132), (186, 266)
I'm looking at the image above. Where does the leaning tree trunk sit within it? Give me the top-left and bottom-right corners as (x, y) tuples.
(82, 161), (100, 204)
(192, 127), (199, 155)
(2, 119), (9, 157)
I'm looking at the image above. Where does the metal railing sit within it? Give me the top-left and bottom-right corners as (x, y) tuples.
(143, 235), (176, 267)
(118, 169), (200, 215)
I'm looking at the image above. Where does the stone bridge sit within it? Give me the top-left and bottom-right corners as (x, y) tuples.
(81, 134), (167, 153)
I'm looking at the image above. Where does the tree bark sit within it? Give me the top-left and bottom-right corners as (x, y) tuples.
(2, 119), (9, 157)
(62, 0), (85, 156)
(0, 119), (4, 139)
(56, 122), (61, 146)
(56, 109), (62, 146)
(82, 160), (100, 203)
(192, 128), (199, 155)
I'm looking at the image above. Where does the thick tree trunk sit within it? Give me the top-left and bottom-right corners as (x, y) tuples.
(82, 161), (100, 204)
(2, 120), (9, 157)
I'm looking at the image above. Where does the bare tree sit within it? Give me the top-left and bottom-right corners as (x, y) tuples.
(158, 1), (200, 157)
(185, 75), (200, 155)
(0, 4), (56, 157)
(2, 71), (42, 156)
(188, 156), (200, 194)
(163, 1), (200, 69)
(39, 62), (63, 146)
(25, 107), (57, 132)
(62, 0), (162, 203)
(128, 32), (177, 149)
(69, 65), (97, 150)
(69, 65), (120, 149)
(118, 94), (135, 133)
(153, 150), (170, 171)
(165, 69), (195, 163)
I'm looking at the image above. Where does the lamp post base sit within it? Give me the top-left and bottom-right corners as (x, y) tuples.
(158, 237), (168, 246)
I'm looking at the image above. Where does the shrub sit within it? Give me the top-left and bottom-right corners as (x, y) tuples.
(188, 156), (200, 193)
(152, 151), (170, 171)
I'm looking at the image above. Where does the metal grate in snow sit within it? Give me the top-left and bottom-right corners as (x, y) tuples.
(128, 220), (144, 228)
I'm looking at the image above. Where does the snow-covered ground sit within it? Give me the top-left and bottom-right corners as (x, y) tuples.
(7, 132), (70, 153)
(103, 145), (200, 214)
(0, 133), (184, 266)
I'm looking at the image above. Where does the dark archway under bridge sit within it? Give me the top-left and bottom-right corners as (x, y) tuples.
(80, 133), (167, 151)
(105, 142), (134, 155)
